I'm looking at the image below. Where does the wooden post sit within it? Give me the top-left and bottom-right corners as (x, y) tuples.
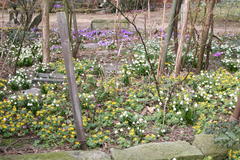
(57, 12), (87, 150)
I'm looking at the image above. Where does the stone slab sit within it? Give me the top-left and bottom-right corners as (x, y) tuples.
(0, 151), (111, 160)
(193, 134), (228, 160)
(111, 141), (204, 160)
(0, 152), (75, 160)
(68, 150), (111, 160)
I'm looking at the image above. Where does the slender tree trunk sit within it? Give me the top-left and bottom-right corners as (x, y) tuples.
(42, 0), (50, 64)
(174, 0), (190, 76)
(205, 18), (214, 70)
(196, 0), (216, 73)
(230, 96), (240, 121)
(69, 0), (81, 58)
(173, 0), (183, 55)
(157, 0), (181, 77)
(184, 0), (201, 65)
(148, 0), (151, 39)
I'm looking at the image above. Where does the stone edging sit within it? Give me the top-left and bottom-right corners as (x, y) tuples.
(1, 134), (230, 160)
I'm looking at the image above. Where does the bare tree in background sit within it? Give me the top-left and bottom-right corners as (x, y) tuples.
(174, 0), (190, 76)
(42, 0), (50, 64)
(230, 96), (240, 122)
(196, 0), (216, 73)
(157, 0), (182, 77)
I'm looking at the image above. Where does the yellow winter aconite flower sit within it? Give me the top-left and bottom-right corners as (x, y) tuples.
(129, 128), (135, 136)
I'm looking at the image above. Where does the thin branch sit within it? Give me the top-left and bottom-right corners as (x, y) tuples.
(106, 0), (162, 102)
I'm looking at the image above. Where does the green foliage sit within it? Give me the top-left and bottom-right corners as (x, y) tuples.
(212, 35), (240, 72)
(205, 121), (240, 148)
(8, 69), (32, 91)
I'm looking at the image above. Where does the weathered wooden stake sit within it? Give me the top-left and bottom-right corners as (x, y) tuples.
(57, 12), (87, 150)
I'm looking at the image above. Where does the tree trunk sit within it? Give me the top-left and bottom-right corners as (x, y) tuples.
(42, 0), (50, 64)
(148, 0), (151, 39)
(196, 0), (216, 73)
(230, 96), (240, 121)
(183, 0), (201, 68)
(70, 0), (81, 58)
(157, 0), (181, 77)
(174, 0), (190, 76)
(173, 0), (183, 55)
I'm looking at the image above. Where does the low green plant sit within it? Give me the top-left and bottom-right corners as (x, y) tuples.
(8, 69), (32, 91)
(205, 121), (240, 148)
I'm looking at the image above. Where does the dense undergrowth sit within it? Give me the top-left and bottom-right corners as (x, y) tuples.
(0, 30), (240, 156)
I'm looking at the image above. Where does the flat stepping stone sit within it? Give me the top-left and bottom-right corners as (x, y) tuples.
(111, 141), (204, 160)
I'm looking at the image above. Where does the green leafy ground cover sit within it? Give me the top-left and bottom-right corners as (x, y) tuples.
(0, 30), (239, 159)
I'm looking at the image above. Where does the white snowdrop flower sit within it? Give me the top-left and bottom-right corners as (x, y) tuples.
(161, 129), (166, 133)
(172, 158), (177, 160)
(120, 128), (124, 132)
(185, 108), (189, 111)
(180, 118), (183, 121)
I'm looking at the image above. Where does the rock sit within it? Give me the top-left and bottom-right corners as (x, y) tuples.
(91, 19), (129, 30)
(193, 134), (228, 160)
(0, 151), (111, 160)
(23, 88), (41, 95)
(68, 150), (111, 160)
(50, 73), (66, 79)
(0, 151), (75, 160)
(83, 43), (99, 50)
(111, 141), (204, 160)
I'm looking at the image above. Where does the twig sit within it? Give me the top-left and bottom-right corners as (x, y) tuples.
(106, 0), (162, 102)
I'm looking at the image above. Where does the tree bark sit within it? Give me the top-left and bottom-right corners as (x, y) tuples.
(196, 0), (216, 73)
(173, 0), (183, 55)
(42, 0), (50, 64)
(157, 0), (181, 77)
(230, 96), (240, 121)
(69, 0), (81, 58)
(174, 0), (190, 76)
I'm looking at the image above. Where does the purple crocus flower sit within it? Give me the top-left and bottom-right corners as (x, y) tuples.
(31, 27), (38, 32)
(213, 51), (224, 57)
(50, 45), (62, 50)
(53, 4), (63, 8)
(121, 29), (133, 35)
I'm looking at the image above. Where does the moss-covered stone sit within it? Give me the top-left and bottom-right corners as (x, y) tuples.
(0, 152), (75, 160)
(111, 141), (204, 160)
(69, 150), (111, 160)
(193, 134), (228, 160)
(0, 150), (111, 160)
